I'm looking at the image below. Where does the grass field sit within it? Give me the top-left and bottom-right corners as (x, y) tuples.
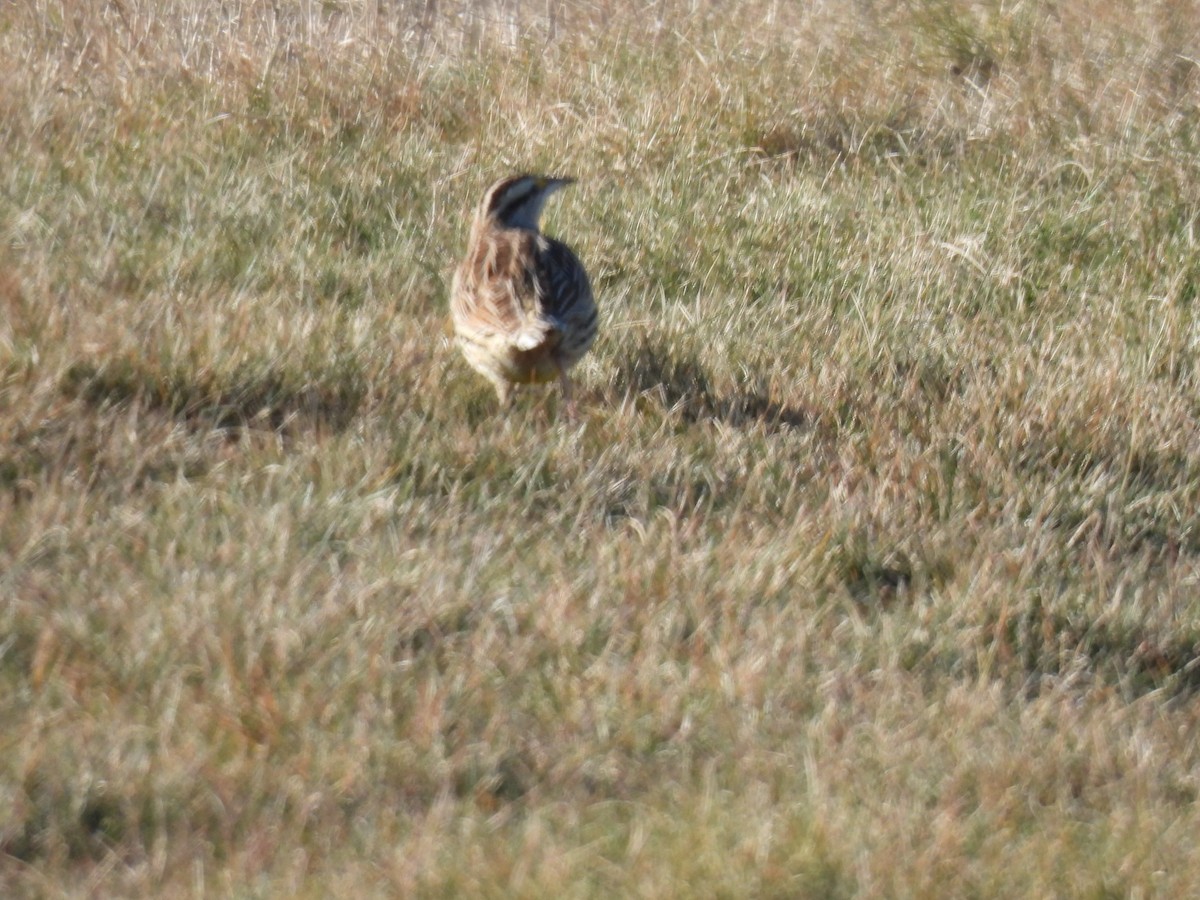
(4, 0), (1200, 894)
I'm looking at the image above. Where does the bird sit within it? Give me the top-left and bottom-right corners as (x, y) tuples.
(450, 173), (597, 415)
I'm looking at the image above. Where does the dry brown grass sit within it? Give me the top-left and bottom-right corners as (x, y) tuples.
(4, 0), (1200, 895)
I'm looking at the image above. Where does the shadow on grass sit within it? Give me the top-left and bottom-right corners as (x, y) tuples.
(0, 442), (47, 501)
(613, 341), (811, 433)
(983, 597), (1200, 702)
(1, 780), (124, 865)
(61, 357), (365, 433)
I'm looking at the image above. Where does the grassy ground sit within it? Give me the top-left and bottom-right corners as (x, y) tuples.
(4, 0), (1200, 894)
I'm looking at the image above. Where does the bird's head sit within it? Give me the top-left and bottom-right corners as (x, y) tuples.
(478, 174), (576, 231)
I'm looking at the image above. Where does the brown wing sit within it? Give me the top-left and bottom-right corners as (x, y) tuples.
(533, 238), (593, 324)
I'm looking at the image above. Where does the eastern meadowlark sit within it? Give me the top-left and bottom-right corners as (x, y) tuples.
(450, 174), (596, 414)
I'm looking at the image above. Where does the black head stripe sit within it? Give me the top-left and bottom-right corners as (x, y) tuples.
(484, 175), (535, 218)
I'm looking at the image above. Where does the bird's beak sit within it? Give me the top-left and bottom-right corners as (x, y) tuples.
(546, 176), (576, 191)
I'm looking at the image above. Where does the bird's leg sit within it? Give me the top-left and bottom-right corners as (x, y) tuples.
(493, 380), (512, 407)
(557, 364), (576, 420)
